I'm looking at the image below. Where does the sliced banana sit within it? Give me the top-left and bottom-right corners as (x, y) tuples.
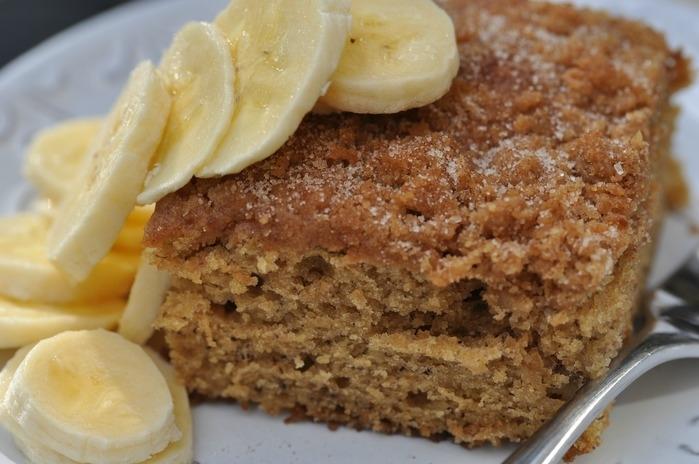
(197, 0), (351, 177)
(3, 330), (180, 464)
(0, 213), (137, 304)
(0, 347), (30, 395)
(0, 350), (14, 370)
(114, 205), (156, 252)
(144, 349), (193, 464)
(128, 205), (156, 226)
(48, 61), (171, 281)
(138, 22), (236, 205)
(23, 118), (103, 201)
(10, 432), (77, 464)
(0, 297), (123, 349)
(29, 197), (57, 218)
(113, 222), (146, 253)
(0, 347), (33, 431)
(119, 255), (172, 345)
(0, 345), (80, 464)
(0, 346), (191, 464)
(321, 0), (459, 114)
(0, 345), (34, 408)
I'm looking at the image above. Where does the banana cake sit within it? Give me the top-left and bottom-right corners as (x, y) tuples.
(145, 0), (690, 456)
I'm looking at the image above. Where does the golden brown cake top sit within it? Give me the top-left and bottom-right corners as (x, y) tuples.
(147, 0), (689, 312)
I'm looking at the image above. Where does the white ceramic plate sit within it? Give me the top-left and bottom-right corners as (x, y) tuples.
(0, 1), (697, 463)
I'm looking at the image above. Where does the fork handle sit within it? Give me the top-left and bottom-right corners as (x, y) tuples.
(503, 332), (699, 464)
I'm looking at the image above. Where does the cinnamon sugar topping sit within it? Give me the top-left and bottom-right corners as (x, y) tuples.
(147, 0), (690, 314)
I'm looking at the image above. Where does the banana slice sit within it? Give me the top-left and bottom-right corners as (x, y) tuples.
(0, 348), (27, 388)
(128, 205), (156, 226)
(118, 255), (172, 345)
(1, 347), (72, 464)
(0, 350), (15, 371)
(0, 213), (137, 304)
(0, 345), (75, 464)
(0, 346), (191, 464)
(144, 349), (193, 464)
(197, 0), (351, 177)
(33, 202), (152, 255)
(29, 197), (57, 218)
(48, 61), (171, 281)
(0, 347), (33, 418)
(114, 205), (156, 252)
(9, 432), (76, 464)
(0, 297), (123, 349)
(138, 22), (236, 205)
(321, 0), (460, 114)
(0, 346), (33, 418)
(114, 222), (146, 253)
(3, 330), (180, 464)
(23, 118), (103, 201)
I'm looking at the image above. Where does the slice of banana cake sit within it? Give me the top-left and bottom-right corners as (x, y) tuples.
(144, 0), (690, 455)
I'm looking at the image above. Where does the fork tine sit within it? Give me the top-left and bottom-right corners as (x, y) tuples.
(662, 249), (699, 304)
(660, 305), (699, 334)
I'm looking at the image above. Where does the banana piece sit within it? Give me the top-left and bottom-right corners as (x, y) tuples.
(118, 255), (172, 345)
(33, 202), (151, 255)
(138, 22), (236, 205)
(0, 350), (15, 370)
(114, 206), (156, 252)
(0, 348), (28, 393)
(23, 118), (103, 201)
(0, 346), (33, 424)
(320, 0), (460, 114)
(114, 223), (146, 253)
(197, 0), (351, 177)
(48, 61), (171, 281)
(0, 213), (138, 304)
(128, 205), (156, 226)
(0, 346), (191, 464)
(144, 349), (193, 464)
(0, 345), (66, 464)
(0, 346), (34, 419)
(10, 433), (76, 464)
(1, 345), (75, 464)
(2, 348), (191, 464)
(2, 330), (180, 464)
(0, 345), (76, 464)
(29, 197), (56, 218)
(0, 297), (123, 349)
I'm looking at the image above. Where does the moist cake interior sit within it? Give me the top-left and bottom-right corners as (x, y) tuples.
(146, 0), (691, 458)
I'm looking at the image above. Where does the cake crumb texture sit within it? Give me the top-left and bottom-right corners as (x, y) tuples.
(156, 242), (645, 449)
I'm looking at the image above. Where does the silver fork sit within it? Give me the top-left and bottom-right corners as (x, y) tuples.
(504, 248), (699, 464)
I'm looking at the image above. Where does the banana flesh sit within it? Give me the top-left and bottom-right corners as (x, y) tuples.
(0, 341), (192, 464)
(197, 0), (351, 177)
(23, 118), (103, 201)
(48, 62), (171, 282)
(118, 255), (172, 345)
(0, 298), (124, 349)
(2, 330), (180, 464)
(321, 0), (459, 113)
(138, 22), (236, 205)
(0, 213), (137, 304)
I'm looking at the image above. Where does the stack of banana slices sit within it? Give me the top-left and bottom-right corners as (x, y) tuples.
(0, 0), (459, 462)
(0, 331), (192, 464)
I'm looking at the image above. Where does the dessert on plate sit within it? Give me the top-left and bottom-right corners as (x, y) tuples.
(147, 0), (689, 457)
(0, 0), (692, 462)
